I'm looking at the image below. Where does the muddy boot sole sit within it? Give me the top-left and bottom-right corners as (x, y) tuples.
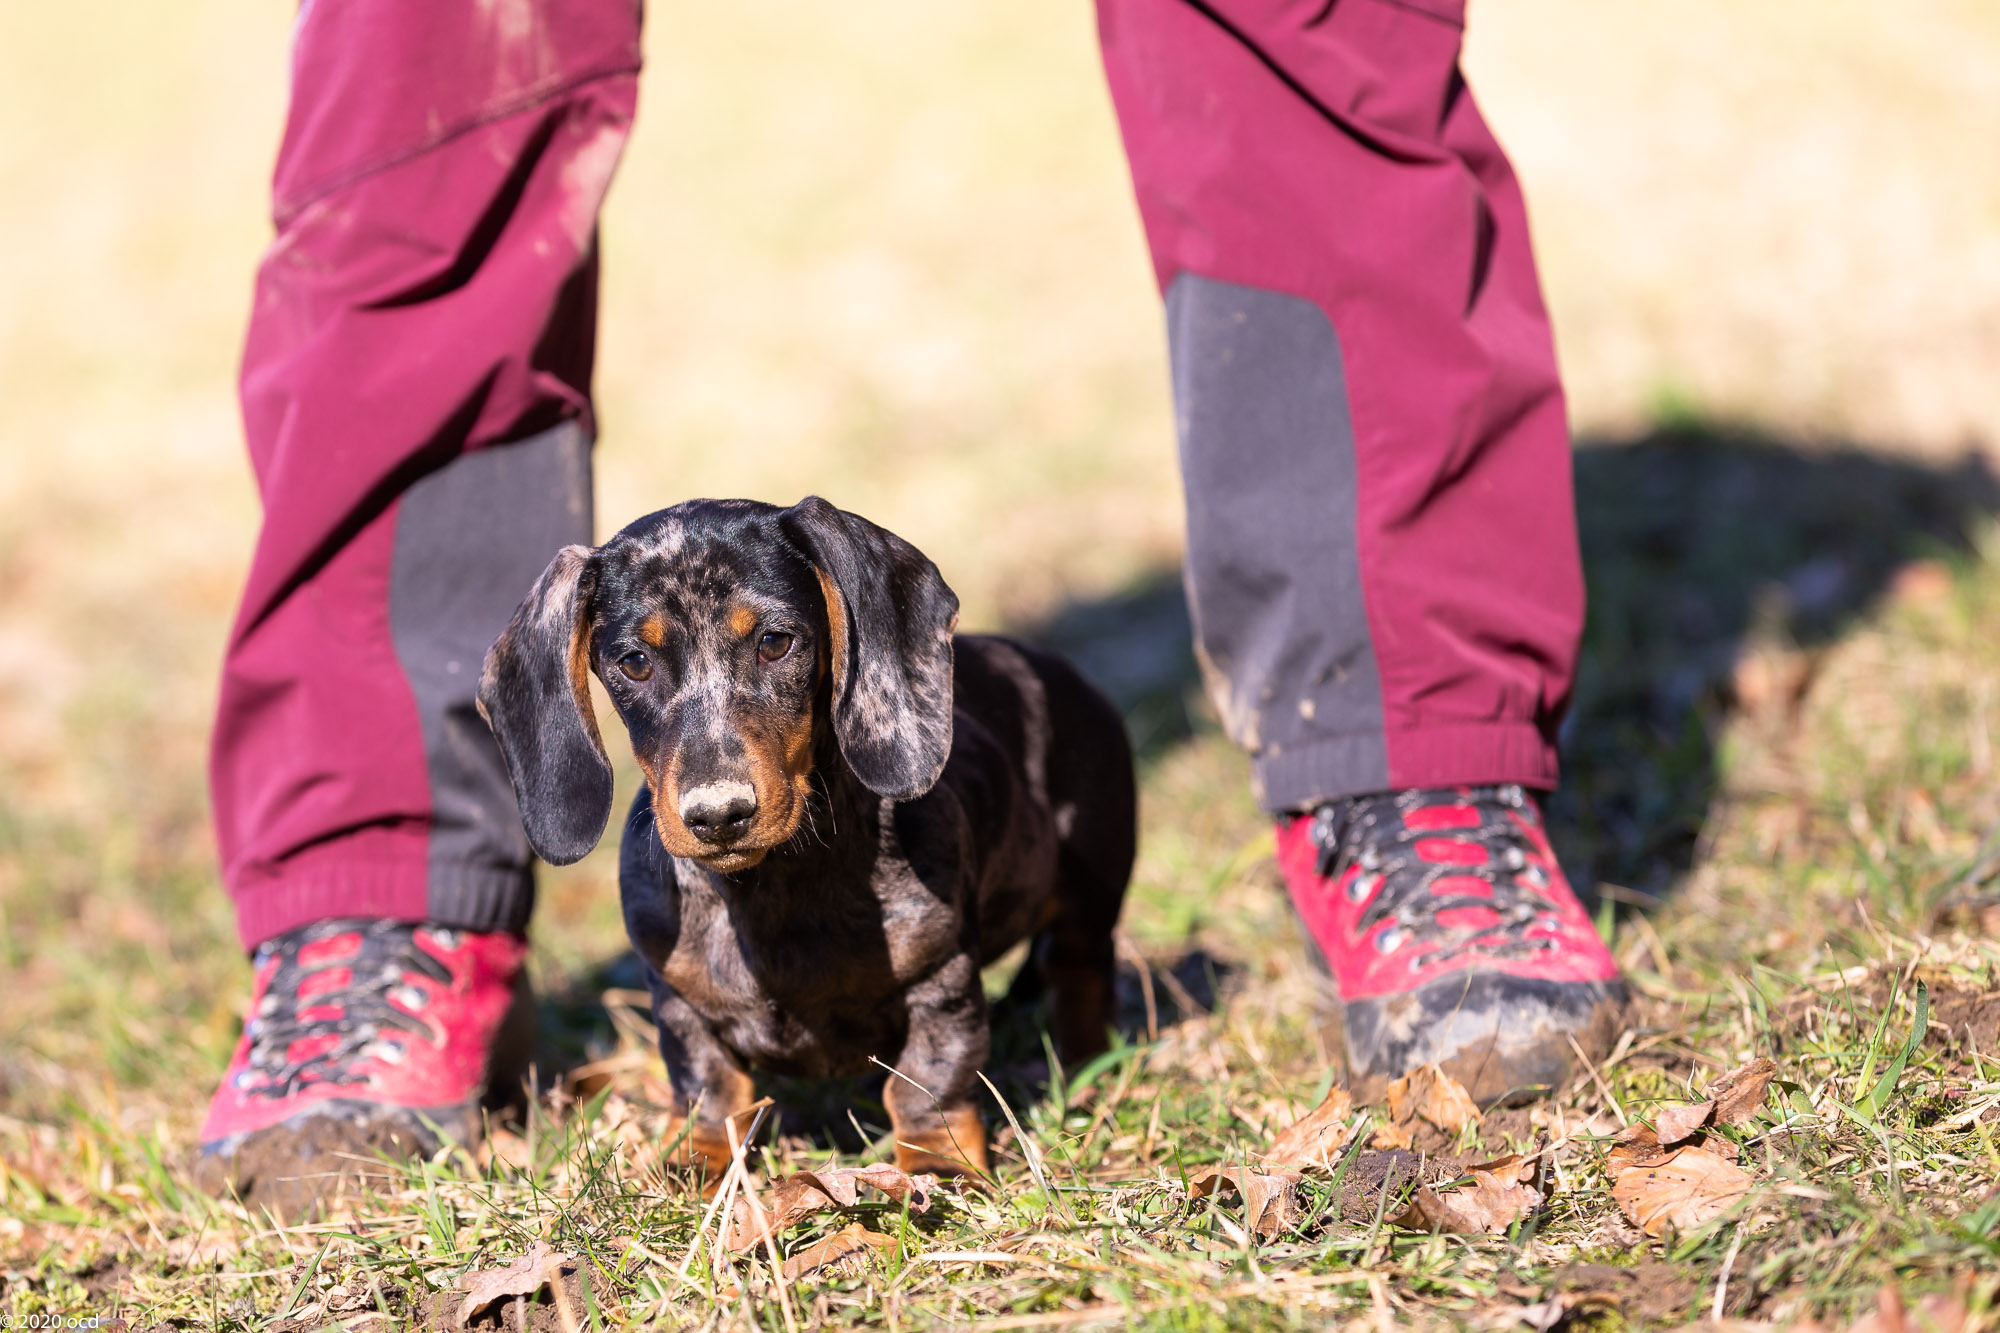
(1324, 970), (1631, 1108)
(193, 1100), (475, 1222)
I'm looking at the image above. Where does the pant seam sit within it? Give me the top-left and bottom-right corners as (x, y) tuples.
(276, 59), (642, 227)
(1361, 0), (1465, 29)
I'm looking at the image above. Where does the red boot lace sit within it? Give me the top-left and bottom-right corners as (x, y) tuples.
(1306, 784), (1566, 968)
(231, 919), (454, 1102)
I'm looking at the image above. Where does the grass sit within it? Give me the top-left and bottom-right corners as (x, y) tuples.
(13, 490), (2000, 1327)
(5, 0), (2000, 1327)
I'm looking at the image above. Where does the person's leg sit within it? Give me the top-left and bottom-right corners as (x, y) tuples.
(198, 0), (641, 1215)
(1096, 0), (1624, 1103)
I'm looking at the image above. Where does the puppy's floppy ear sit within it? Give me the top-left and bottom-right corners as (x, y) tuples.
(477, 544), (614, 865)
(778, 496), (959, 800)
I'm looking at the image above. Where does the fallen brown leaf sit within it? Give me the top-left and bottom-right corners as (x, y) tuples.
(1386, 1065), (1481, 1134)
(1188, 1166), (1306, 1240)
(1707, 1057), (1779, 1128)
(1391, 1153), (1543, 1235)
(456, 1240), (568, 1329)
(1500, 1286), (1625, 1332)
(1646, 1057), (1777, 1149)
(1370, 1121), (1416, 1150)
(726, 1164), (938, 1252)
(1609, 1122), (1741, 1179)
(1832, 1279), (1978, 1333)
(1605, 1124), (1674, 1171)
(1260, 1087), (1354, 1169)
(163, 1233), (240, 1269)
(779, 1222), (897, 1279)
(480, 1127), (533, 1172)
(1651, 1100), (1713, 1145)
(1609, 1144), (1750, 1237)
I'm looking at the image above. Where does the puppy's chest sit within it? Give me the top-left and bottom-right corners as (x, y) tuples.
(659, 865), (964, 1068)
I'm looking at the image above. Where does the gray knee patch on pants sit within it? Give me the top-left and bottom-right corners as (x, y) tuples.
(390, 421), (594, 930)
(1166, 274), (1388, 809)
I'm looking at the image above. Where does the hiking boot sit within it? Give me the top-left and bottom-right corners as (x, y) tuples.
(194, 918), (532, 1219)
(1277, 784), (1628, 1106)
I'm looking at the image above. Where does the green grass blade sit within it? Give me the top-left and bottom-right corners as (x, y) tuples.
(1866, 981), (1930, 1121)
(1852, 976), (1899, 1112)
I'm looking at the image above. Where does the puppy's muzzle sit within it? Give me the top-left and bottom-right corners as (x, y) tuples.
(679, 781), (758, 846)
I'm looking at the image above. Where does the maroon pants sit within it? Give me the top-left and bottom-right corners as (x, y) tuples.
(215, 0), (1581, 949)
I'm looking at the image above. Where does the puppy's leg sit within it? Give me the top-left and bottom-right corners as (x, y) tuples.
(652, 984), (759, 1190)
(1030, 651), (1137, 1065)
(883, 953), (990, 1179)
(1042, 833), (1134, 1064)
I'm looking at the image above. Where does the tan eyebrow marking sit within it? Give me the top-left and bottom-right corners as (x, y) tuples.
(638, 615), (668, 647)
(729, 605), (757, 638)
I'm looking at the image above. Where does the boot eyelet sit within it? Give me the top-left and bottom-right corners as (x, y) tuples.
(1375, 926), (1405, 954)
(1347, 871), (1380, 904)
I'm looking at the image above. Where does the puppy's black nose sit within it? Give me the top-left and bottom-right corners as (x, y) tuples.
(679, 782), (758, 845)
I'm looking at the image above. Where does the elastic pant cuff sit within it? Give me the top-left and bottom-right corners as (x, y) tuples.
(232, 857), (532, 951)
(1254, 721), (1558, 813)
(427, 864), (537, 938)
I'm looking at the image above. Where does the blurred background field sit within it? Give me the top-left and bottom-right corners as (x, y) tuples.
(3, 0), (2000, 1323)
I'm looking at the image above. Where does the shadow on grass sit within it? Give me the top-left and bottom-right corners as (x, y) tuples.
(1011, 421), (2000, 900)
(1014, 570), (1202, 767)
(1559, 424), (2000, 896)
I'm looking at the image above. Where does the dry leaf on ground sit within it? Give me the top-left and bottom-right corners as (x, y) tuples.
(1188, 1166), (1306, 1240)
(1259, 1087), (1354, 1169)
(1650, 1057), (1779, 1145)
(1371, 1121), (1416, 1150)
(456, 1240), (568, 1328)
(1494, 1289), (1620, 1332)
(163, 1233), (240, 1269)
(779, 1222), (896, 1279)
(1609, 1143), (1750, 1237)
(1605, 1124), (1673, 1171)
(1386, 1065), (1481, 1134)
(1392, 1153), (1544, 1235)
(480, 1127), (533, 1172)
(1842, 1283), (1971, 1333)
(1707, 1057), (1779, 1127)
(1651, 1099), (1714, 1145)
(726, 1164), (938, 1252)
(1609, 1122), (1743, 1172)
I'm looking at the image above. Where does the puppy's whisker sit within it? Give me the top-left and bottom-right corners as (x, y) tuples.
(797, 796), (830, 852)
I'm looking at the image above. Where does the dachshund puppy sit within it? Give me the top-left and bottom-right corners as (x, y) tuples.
(479, 497), (1135, 1179)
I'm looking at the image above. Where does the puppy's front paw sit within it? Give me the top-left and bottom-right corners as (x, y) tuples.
(890, 1103), (989, 1179)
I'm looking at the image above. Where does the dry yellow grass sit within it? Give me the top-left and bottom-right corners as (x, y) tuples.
(1472, 0), (2000, 452)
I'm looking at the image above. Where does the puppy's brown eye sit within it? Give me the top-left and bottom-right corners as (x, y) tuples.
(617, 650), (653, 681)
(757, 631), (793, 663)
